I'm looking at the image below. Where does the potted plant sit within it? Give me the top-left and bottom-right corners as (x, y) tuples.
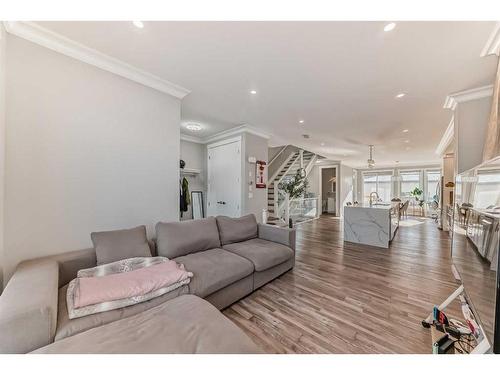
(278, 169), (309, 199)
(410, 186), (424, 207)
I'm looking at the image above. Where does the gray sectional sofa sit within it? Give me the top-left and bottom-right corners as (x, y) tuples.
(0, 214), (295, 354)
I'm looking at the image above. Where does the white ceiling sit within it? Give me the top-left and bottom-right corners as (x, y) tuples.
(36, 21), (498, 167)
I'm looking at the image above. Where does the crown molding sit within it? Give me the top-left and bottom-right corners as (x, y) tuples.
(205, 124), (271, 144)
(435, 116), (454, 157)
(481, 22), (500, 57)
(443, 84), (494, 110)
(181, 124), (271, 145)
(180, 134), (204, 144)
(3, 21), (190, 99)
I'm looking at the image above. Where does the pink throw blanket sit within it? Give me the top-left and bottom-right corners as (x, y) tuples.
(74, 260), (192, 308)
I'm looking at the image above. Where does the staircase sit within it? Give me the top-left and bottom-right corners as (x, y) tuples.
(267, 149), (317, 225)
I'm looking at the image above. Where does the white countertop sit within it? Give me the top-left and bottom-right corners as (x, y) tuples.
(345, 203), (393, 210)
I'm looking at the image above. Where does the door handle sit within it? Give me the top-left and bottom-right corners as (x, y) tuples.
(217, 201), (226, 205)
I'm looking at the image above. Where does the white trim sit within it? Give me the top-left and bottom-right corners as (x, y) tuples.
(181, 124), (270, 145)
(481, 22), (500, 57)
(435, 116), (454, 156)
(206, 137), (242, 218)
(443, 85), (494, 110)
(3, 21), (190, 99)
(203, 124), (270, 144)
(317, 164), (340, 217)
(206, 135), (242, 150)
(180, 134), (204, 144)
(269, 145), (288, 166)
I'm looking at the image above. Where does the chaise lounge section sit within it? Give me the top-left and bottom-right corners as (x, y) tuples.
(0, 214), (295, 354)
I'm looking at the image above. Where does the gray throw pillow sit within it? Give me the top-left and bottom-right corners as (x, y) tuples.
(91, 226), (152, 266)
(155, 217), (221, 258)
(216, 214), (258, 245)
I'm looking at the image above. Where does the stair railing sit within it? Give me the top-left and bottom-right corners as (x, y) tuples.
(274, 153), (300, 216)
(275, 190), (290, 225)
(273, 152), (320, 225)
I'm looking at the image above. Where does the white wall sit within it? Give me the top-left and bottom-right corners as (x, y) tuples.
(180, 140), (206, 220)
(0, 26), (6, 292)
(339, 164), (354, 216)
(3, 35), (181, 284)
(243, 133), (268, 222)
(455, 96), (492, 174)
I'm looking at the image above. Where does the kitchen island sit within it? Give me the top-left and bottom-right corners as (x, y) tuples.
(344, 203), (399, 248)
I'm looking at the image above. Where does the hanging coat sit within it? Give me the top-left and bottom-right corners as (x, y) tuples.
(180, 177), (190, 216)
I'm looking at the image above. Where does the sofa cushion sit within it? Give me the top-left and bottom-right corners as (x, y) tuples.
(36, 295), (261, 354)
(91, 226), (151, 266)
(216, 214), (258, 245)
(223, 238), (294, 272)
(175, 248), (254, 298)
(55, 283), (189, 341)
(156, 217), (221, 258)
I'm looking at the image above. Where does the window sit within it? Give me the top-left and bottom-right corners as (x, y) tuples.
(474, 170), (500, 208)
(399, 170), (422, 199)
(362, 172), (392, 203)
(425, 170), (441, 201)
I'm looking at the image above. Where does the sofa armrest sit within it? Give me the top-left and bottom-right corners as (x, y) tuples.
(258, 224), (296, 251)
(47, 248), (97, 287)
(0, 259), (59, 353)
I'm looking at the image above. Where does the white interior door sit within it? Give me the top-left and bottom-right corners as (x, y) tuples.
(207, 138), (242, 217)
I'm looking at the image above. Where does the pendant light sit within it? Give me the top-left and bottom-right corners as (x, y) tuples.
(367, 145), (375, 169)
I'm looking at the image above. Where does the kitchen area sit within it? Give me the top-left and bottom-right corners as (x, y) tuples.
(344, 192), (400, 248)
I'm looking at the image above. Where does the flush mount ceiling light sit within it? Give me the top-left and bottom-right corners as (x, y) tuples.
(299, 120), (305, 124)
(384, 22), (396, 32)
(132, 21), (144, 29)
(395, 93), (406, 99)
(402, 129), (409, 133)
(186, 123), (202, 131)
(404, 140), (410, 143)
(250, 90), (257, 95)
(367, 145), (375, 169)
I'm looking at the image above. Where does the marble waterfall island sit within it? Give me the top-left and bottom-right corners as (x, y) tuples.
(344, 204), (399, 248)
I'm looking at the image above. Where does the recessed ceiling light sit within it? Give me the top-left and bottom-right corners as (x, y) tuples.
(320, 142), (325, 146)
(402, 129), (409, 133)
(132, 21), (144, 29)
(186, 123), (202, 131)
(384, 22), (396, 32)
(404, 140), (410, 143)
(250, 90), (257, 95)
(299, 120), (305, 124)
(395, 93), (406, 99)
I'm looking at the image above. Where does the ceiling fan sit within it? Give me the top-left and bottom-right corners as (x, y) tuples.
(367, 145), (375, 169)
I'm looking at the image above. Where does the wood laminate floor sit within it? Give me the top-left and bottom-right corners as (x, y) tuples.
(223, 215), (461, 353)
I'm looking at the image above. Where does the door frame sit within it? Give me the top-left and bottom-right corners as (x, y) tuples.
(207, 136), (242, 217)
(318, 164), (340, 217)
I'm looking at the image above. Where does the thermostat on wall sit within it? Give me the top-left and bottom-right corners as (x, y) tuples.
(248, 156), (257, 163)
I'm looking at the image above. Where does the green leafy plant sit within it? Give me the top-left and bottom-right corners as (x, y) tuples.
(410, 186), (423, 197)
(278, 169), (309, 199)
(410, 187), (424, 207)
